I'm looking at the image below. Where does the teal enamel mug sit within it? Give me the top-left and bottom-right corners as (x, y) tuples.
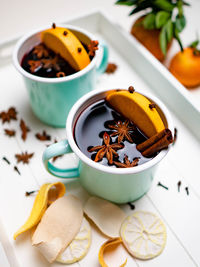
(43, 89), (173, 204)
(13, 25), (108, 127)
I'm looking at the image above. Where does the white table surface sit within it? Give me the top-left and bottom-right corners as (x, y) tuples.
(0, 1), (200, 267)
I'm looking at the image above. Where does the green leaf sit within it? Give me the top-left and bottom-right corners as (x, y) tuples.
(154, 0), (174, 12)
(159, 25), (167, 55)
(129, 1), (151, 15)
(175, 15), (186, 33)
(115, 0), (137, 6)
(143, 13), (156, 29)
(155, 11), (170, 28)
(189, 40), (199, 48)
(166, 19), (173, 42)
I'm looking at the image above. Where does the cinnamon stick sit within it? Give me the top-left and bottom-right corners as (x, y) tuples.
(137, 129), (173, 158)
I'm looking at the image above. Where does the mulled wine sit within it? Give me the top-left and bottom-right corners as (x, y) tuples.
(74, 99), (154, 168)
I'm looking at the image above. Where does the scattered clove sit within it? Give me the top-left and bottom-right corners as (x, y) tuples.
(25, 190), (38, 196)
(185, 187), (189, 195)
(2, 156), (10, 165)
(14, 166), (21, 175)
(177, 180), (181, 192)
(127, 202), (135, 210)
(157, 182), (168, 190)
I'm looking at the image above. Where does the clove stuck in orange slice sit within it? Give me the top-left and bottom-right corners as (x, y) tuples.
(13, 182), (66, 240)
(42, 27), (90, 71)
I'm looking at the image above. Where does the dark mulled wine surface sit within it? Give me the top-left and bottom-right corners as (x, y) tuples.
(74, 99), (153, 167)
(21, 42), (92, 78)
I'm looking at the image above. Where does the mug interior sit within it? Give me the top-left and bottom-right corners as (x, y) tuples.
(13, 25), (99, 82)
(67, 89), (174, 175)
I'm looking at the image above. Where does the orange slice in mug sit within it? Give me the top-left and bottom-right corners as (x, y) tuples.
(42, 27), (90, 71)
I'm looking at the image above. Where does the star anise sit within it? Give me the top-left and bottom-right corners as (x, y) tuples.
(88, 40), (99, 57)
(35, 130), (51, 141)
(15, 151), (34, 164)
(88, 132), (124, 164)
(114, 155), (140, 168)
(20, 119), (30, 141)
(4, 129), (16, 137)
(105, 63), (117, 74)
(108, 120), (135, 143)
(0, 107), (17, 123)
(28, 60), (42, 73)
(41, 56), (61, 71)
(33, 44), (49, 59)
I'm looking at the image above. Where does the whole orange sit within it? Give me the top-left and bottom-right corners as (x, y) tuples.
(169, 47), (200, 88)
(131, 17), (172, 62)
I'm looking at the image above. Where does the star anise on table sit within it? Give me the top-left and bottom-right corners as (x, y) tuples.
(20, 119), (30, 141)
(28, 60), (42, 73)
(0, 107), (18, 123)
(88, 40), (99, 57)
(114, 155), (140, 168)
(15, 151), (34, 164)
(108, 120), (135, 143)
(33, 44), (49, 59)
(88, 132), (124, 164)
(35, 130), (51, 141)
(4, 129), (16, 137)
(41, 56), (61, 71)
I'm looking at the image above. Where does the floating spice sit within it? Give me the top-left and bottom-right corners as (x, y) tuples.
(105, 63), (117, 74)
(35, 130), (51, 141)
(33, 44), (49, 59)
(20, 119), (30, 141)
(28, 60), (42, 73)
(114, 155), (140, 168)
(4, 129), (16, 137)
(0, 107), (17, 123)
(56, 71), (65, 78)
(108, 120), (135, 143)
(157, 182), (168, 190)
(88, 132), (124, 164)
(15, 151), (34, 164)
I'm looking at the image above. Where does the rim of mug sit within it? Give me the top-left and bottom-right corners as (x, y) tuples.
(13, 24), (100, 83)
(66, 88), (174, 175)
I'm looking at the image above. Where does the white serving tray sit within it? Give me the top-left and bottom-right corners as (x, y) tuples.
(0, 10), (200, 267)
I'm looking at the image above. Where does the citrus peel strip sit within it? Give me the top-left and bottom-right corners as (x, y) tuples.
(13, 182), (66, 240)
(98, 237), (127, 267)
(120, 211), (167, 260)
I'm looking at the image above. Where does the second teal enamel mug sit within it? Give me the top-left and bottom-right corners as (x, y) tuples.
(13, 25), (108, 127)
(42, 89), (174, 204)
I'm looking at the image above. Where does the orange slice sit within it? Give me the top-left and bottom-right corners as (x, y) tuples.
(106, 90), (165, 138)
(41, 27), (90, 71)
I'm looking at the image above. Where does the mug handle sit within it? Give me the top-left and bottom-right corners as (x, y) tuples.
(42, 140), (79, 178)
(95, 39), (109, 75)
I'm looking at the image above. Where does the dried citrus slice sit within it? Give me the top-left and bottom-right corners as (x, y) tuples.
(42, 27), (90, 71)
(56, 217), (91, 264)
(106, 90), (165, 138)
(98, 237), (127, 267)
(13, 182), (66, 240)
(120, 211), (167, 260)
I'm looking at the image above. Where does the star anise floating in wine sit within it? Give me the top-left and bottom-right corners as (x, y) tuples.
(41, 56), (61, 71)
(108, 120), (135, 143)
(0, 107), (18, 123)
(35, 130), (51, 141)
(28, 60), (42, 73)
(15, 151), (34, 164)
(88, 40), (99, 57)
(88, 132), (124, 164)
(114, 155), (140, 168)
(33, 44), (49, 59)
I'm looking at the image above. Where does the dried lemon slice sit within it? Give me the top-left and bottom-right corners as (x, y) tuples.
(120, 211), (167, 260)
(56, 217), (91, 264)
